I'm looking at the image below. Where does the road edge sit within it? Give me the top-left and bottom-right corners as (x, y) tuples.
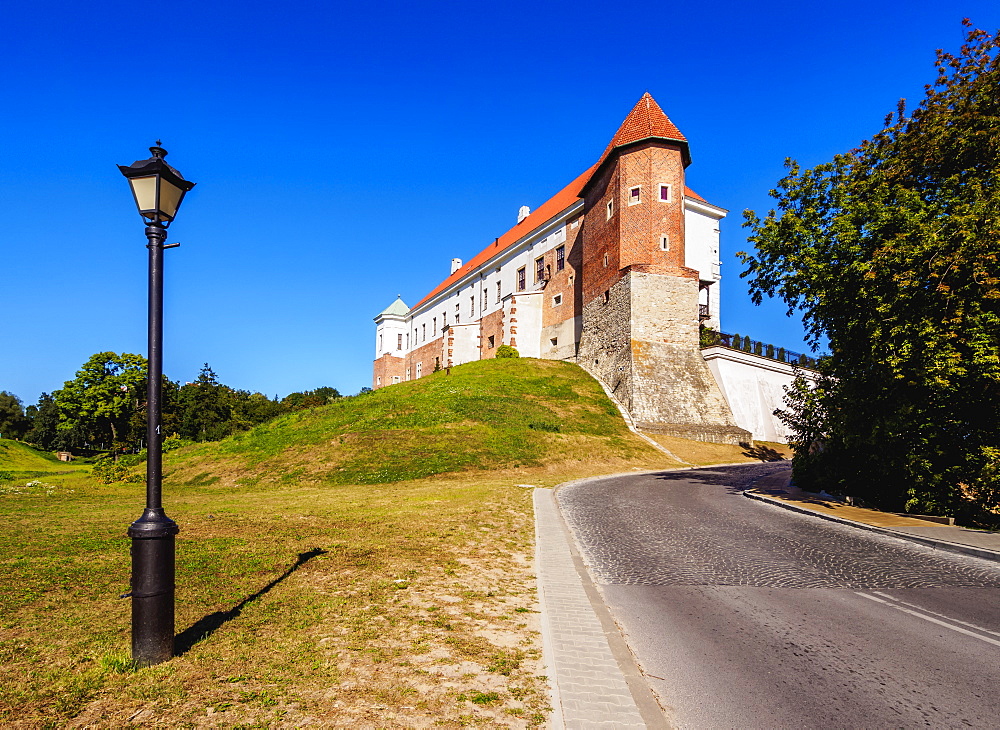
(744, 490), (1000, 564)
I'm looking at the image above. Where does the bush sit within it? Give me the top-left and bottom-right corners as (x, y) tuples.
(699, 326), (721, 348)
(754, 341), (764, 356)
(766, 344), (775, 359)
(731, 334), (742, 350)
(495, 345), (519, 359)
(777, 348), (786, 362)
(93, 458), (144, 485)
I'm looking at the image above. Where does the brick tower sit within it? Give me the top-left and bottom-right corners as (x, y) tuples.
(576, 94), (746, 443)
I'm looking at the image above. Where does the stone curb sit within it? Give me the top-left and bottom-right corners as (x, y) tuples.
(744, 490), (1000, 564)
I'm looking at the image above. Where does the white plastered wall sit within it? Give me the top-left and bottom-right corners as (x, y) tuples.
(684, 198), (725, 331)
(702, 346), (818, 442)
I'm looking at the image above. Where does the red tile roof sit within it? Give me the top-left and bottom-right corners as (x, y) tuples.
(588, 93), (689, 177)
(410, 95), (711, 313)
(412, 164), (597, 310)
(685, 186), (706, 202)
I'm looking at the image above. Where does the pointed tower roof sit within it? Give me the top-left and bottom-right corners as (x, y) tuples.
(582, 93), (690, 195)
(374, 296), (409, 321)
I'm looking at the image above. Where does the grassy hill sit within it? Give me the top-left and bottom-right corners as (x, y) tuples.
(0, 439), (81, 479)
(164, 357), (657, 489)
(1, 358), (786, 726)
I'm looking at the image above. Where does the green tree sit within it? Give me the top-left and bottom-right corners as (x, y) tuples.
(54, 353), (148, 450)
(178, 364), (231, 442)
(281, 386), (341, 410)
(24, 393), (64, 450)
(740, 23), (1000, 521)
(0, 391), (27, 440)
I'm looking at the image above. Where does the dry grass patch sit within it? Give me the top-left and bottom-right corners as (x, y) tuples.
(643, 434), (791, 466)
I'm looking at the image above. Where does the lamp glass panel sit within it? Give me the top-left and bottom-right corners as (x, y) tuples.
(129, 176), (158, 214)
(158, 179), (184, 220)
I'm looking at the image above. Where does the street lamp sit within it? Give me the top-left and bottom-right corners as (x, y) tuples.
(118, 143), (196, 666)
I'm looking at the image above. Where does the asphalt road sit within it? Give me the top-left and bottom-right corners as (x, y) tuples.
(558, 463), (1000, 728)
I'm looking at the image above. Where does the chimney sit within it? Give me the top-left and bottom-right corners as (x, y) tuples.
(451, 258), (462, 274)
(517, 205), (530, 223)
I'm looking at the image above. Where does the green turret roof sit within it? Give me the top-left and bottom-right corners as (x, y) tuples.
(375, 296), (409, 319)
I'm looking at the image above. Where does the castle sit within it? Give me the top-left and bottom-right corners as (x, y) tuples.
(373, 94), (794, 444)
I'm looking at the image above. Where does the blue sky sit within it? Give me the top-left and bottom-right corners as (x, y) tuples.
(2, 1), (997, 404)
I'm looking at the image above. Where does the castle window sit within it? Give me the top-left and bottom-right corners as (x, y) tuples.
(416, 362), (422, 378)
(556, 245), (565, 271)
(377, 376), (382, 386)
(550, 337), (558, 346)
(433, 317), (437, 336)
(470, 295), (475, 317)
(603, 253), (609, 267)
(658, 183), (672, 203)
(442, 311), (447, 328)
(482, 288), (488, 311)
(422, 323), (426, 342)
(535, 256), (545, 283)
(517, 267), (526, 291)
(392, 376), (401, 384)
(406, 368), (410, 380)
(604, 289), (610, 304)
(488, 335), (495, 348)
(629, 185), (641, 205)
(552, 294), (562, 306)
(379, 334), (383, 351)
(606, 199), (614, 219)
(660, 234), (670, 251)
(496, 281), (501, 303)
(455, 302), (460, 324)
(397, 333), (402, 350)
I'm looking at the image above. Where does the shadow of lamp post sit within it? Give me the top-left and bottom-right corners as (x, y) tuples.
(117, 143), (196, 667)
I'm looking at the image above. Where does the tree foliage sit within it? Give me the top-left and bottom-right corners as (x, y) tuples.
(53, 352), (148, 449)
(740, 23), (1000, 522)
(0, 391), (28, 440)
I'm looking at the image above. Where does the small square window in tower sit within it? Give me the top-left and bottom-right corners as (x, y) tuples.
(606, 199), (614, 219)
(488, 335), (495, 348)
(552, 294), (562, 306)
(517, 267), (526, 291)
(658, 184), (672, 203)
(556, 245), (565, 271)
(629, 185), (641, 205)
(535, 257), (545, 283)
(660, 234), (670, 251)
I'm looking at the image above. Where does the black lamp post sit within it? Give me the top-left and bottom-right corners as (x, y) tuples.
(118, 143), (195, 666)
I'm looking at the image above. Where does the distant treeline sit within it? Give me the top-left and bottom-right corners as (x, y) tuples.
(0, 352), (351, 453)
